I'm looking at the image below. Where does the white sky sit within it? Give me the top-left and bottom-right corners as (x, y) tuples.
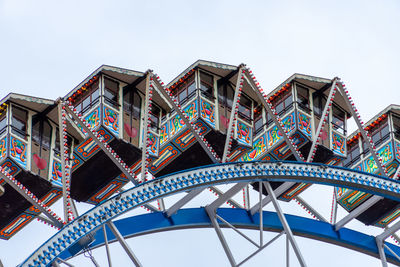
(1, 0), (400, 266)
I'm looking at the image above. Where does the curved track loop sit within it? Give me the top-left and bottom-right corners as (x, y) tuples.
(22, 161), (400, 266)
(69, 207), (400, 265)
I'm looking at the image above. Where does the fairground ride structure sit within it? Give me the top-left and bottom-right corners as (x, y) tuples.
(1, 60), (400, 266)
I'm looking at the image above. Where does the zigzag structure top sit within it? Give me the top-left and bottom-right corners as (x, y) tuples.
(0, 59), (399, 240)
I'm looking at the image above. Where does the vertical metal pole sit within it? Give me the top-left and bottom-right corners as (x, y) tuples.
(259, 182), (263, 246)
(264, 182), (307, 267)
(243, 185), (250, 210)
(286, 235), (290, 267)
(103, 224), (113, 267)
(376, 238), (388, 267)
(107, 221), (142, 267)
(57, 101), (68, 222)
(331, 188), (338, 224)
(206, 207), (236, 267)
(140, 72), (151, 182)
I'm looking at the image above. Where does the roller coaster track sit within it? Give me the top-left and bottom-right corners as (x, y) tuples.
(21, 161), (400, 267)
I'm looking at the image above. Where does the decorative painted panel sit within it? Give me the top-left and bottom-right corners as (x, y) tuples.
(103, 106), (119, 136)
(260, 154), (272, 161)
(363, 156), (378, 174)
(84, 107), (101, 131)
(283, 112), (296, 134)
(378, 142), (393, 166)
(160, 123), (169, 146)
(74, 127), (113, 161)
(267, 126), (282, 148)
(297, 112), (312, 138)
(280, 184), (311, 201)
(199, 98), (216, 128)
(148, 131), (159, 157)
(240, 134), (267, 162)
(387, 161), (399, 178)
(0, 159), (21, 176)
(27, 188), (62, 215)
(0, 213), (34, 240)
(51, 160), (63, 187)
(0, 136), (7, 161)
(395, 141), (400, 161)
(172, 121), (209, 152)
(228, 147), (248, 162)
(376, 208), (400, 228)
(332, 132), (346, 157)
(88, 180), (124, 204)
(236, 121), (252, 147)
(71, 154), (83, 171)
(325, 157), (342, 166)
(149, 144), (180, 174)
(183, 100), (198, 121)
(339, 191), (371, 211)
(271, 131), (307, 160)
(10, 136), (27, 169)
(170, 114), (185, 137)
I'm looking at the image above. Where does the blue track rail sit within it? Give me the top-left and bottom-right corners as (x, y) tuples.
(21, 161), (400, 266)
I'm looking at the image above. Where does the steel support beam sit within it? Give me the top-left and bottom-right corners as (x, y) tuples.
(107, 221), (142, 267)
(0, 171), (63, 228)
(103, 224), (112, 267)
(306, 79), (337, 162)
(376, 238), (388, 267)
(337, 84), (387, 176)
(222, 66), (244, 162)
(264, 182), (307, 267)
(377, 219), (400, 242)
(209, 186), (243, 209)
(151, 79), (219, 163)
(236, 231), (284, 267)
(140, 72), (151, 181)
(64, 104), (138, 184)
(294, 196), (328, 222)
(166, 188), (204, 217)
(215, 214), (259, 248)
(57, 101), (69, 222)
(335, 195), (383, 231)
(206, 207), (236, 267)
(331, 188), (338, 224)
(250, 182), (296, 215)
(207, 182), (248, 212)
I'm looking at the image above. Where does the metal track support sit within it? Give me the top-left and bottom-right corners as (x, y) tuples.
(335, 195), (383, 231)
(103, 224), (112, 267)
(107, 221), (142, 267)
(264, 182), (307, 267)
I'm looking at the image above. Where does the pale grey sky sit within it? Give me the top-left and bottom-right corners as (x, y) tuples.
(1, 0), (400, 266)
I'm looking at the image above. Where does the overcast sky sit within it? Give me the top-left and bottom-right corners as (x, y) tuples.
(1, 0), (400, 266)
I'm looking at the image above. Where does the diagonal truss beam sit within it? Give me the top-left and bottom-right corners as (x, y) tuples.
(208, 186), (243, 209)
(250, 182), (296, 215)
(107, 221), (142, 267)
(207, 182), (248, 212)
(306, 79), (338, 162)
(264, 182), (307, 267)
(244, 69), (304, 162)
(0, 168), (63, 228)
(222, 66), (245, 162)
(166, 188), (204, 217)
(151, 77), (220, 163)
(335, 195), (383, 231)
(64, 104), (139, 185)
(294, 195), (328, 222)
(337, 82), (387, 176)
(377, 219), (400, 242)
